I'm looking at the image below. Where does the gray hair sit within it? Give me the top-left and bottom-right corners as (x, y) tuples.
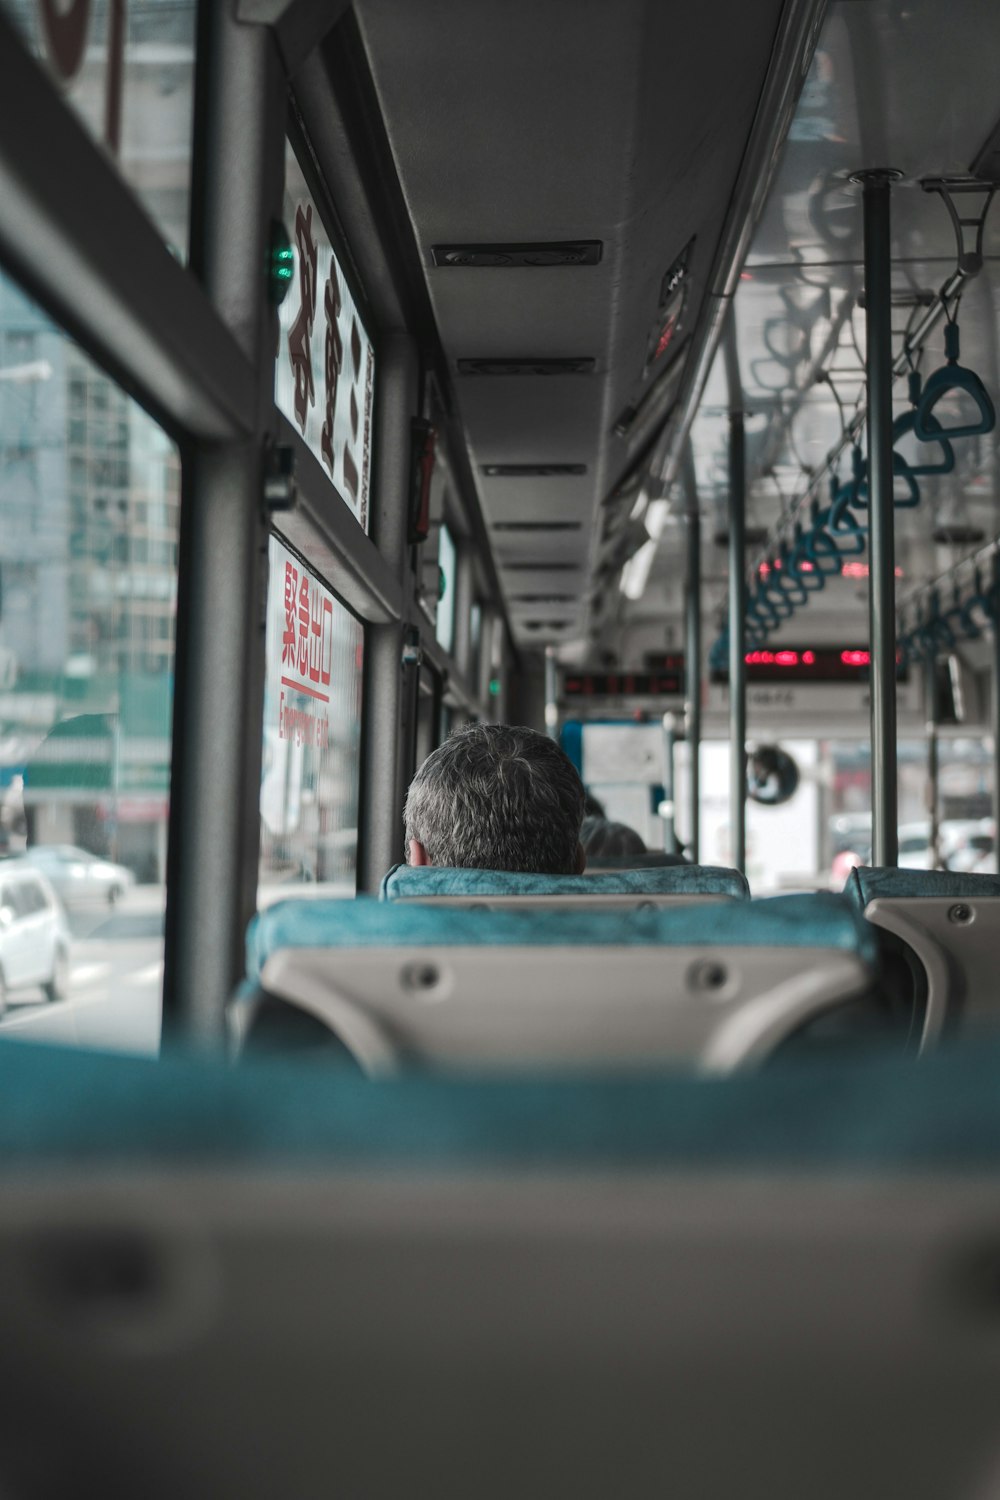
(404, 723), (585, 874)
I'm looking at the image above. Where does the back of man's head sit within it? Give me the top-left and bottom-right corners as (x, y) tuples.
(404, 723), (585, 874)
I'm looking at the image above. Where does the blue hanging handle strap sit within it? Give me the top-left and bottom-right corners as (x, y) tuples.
(892, 371), (955, 476)
(914, 311), (996, 441)
(924, 590), (957, 654)
(943, 578), (975, 641)
(801, 501), (845, 575)
(850, 439), (922, 510)
(789, 522), (826, 592)
(747, 585), (782, 630)
(760, 577), (796, 619)
(976, 554), (1000, 625)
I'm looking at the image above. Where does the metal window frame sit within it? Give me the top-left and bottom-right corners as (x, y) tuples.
(0, 5), (503, 1038)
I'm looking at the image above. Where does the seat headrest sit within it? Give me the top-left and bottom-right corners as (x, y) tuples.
(246, 892), (875, 983)
(845, 865), (1000, 908)
(379, 864), (749, 900)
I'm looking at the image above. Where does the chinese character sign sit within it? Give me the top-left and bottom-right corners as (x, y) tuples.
(271, 542), (338, 749)
(260, 538), (365, 884)
(276, 146), (376, 534)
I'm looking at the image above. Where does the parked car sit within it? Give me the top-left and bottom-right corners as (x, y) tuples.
(0, 861), (71, 1017)
(943, 818), (996, 873)
(830, 817), (998, 885)
(21, 845), (136, 907)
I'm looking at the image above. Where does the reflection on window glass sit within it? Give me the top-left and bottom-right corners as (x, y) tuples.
(0, 268), (178, 1054)
(260, 537), (364, 895)
(2, 0), (196, 257)
(276, 142), (376, 531)
(435, 523), (456, 655)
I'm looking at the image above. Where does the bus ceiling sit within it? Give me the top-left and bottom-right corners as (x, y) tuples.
(264, 1), (1000, 667)
(272, 0), (823, 654)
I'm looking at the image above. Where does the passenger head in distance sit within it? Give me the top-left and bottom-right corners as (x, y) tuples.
(405, 723), (586, 874)
(579, 815), (647, 863)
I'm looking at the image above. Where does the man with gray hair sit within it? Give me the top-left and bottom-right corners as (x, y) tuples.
(404, 723), (586, 874)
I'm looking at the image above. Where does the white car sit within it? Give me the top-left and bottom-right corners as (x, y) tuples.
(21, 845), (136, 907)
(0, 861), (71, 1017)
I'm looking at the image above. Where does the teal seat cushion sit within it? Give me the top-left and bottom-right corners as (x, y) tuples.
(379, 863), (749, 900)
(846, 866), (1000, 909)
(247, 891), (875, 984)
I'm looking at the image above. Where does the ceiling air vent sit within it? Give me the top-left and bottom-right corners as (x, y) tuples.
(432, 241), (602, 268)
(481, 463), (587, 477)
(458, 357), (595, 376)
(933, 523), (985, 545)
(509, 593), (576, 603)
(502, 561), (580, 573)
(493, 521), (581, 532)
(521, 620), (573, 632)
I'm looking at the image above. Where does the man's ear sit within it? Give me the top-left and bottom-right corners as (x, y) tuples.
(574, 841), (586, 874)
(409, 839), (431, 867)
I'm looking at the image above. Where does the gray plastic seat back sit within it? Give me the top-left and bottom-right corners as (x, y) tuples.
(846, 867), (1000, 1036)
(237, 894), (879, 1073)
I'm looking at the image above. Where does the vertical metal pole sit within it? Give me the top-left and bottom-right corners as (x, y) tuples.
(544, 648), (559, 739)
(661, 712), (677, 854)
(728, 410), (747, 874)
(452, 542), (474, 689)
(993, 551), (1000, 849)
(358, 332), (418, 893)
(681, 440), (701, 863)
(855, 167), (901, 867)
(163, 12), (283, 1047)
(925, 652), (940, 869)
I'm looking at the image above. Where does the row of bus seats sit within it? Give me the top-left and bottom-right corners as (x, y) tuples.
(233, 863), (905, 1067)
(232, 858), (1000, 1071)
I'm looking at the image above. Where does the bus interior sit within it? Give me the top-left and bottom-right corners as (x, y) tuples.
(1, 0), (1000, 1494)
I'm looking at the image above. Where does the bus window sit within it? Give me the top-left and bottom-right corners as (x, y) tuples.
(2, 0), (196, 257)
(0, 264), (179, 1053)
(258, 538), (364, 897)
(435, 522), (456, 655)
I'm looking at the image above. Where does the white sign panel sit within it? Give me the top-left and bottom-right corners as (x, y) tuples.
(266, 537), (339, 752)
(582, 723), (665, 784)
(276, 146), (376, 532)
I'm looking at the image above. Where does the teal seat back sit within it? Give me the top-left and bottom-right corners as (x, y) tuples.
(247, 892), (875, 984)
(379, 864), (749, 901)
(845, 866), (1000, 909)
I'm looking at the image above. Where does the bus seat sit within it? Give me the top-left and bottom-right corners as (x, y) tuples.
(6, 1040), (1000, 1497)
(378, 863), (749, 905)
(845, 866), (1000, 1037)
(234, 892), (881, 1073)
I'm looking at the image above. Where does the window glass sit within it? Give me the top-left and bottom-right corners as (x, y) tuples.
(276, 142), (376, 532)
(2, 0), (196, 259)
(0, 267), (177, 1054)
(435, 523), (456, 655)
(259, 536), (364, 895)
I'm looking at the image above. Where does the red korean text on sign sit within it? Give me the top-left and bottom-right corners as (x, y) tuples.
(297, 572), (311, 679)
(282, 561), (298, 665)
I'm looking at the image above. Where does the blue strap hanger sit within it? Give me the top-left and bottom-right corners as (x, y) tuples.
(891, 369), (955, 476)
(914, 311), (996, 440)
(789, 522), (826, 592)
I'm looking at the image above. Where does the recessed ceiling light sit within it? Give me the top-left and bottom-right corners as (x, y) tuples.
(432, 241), (602, 268)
